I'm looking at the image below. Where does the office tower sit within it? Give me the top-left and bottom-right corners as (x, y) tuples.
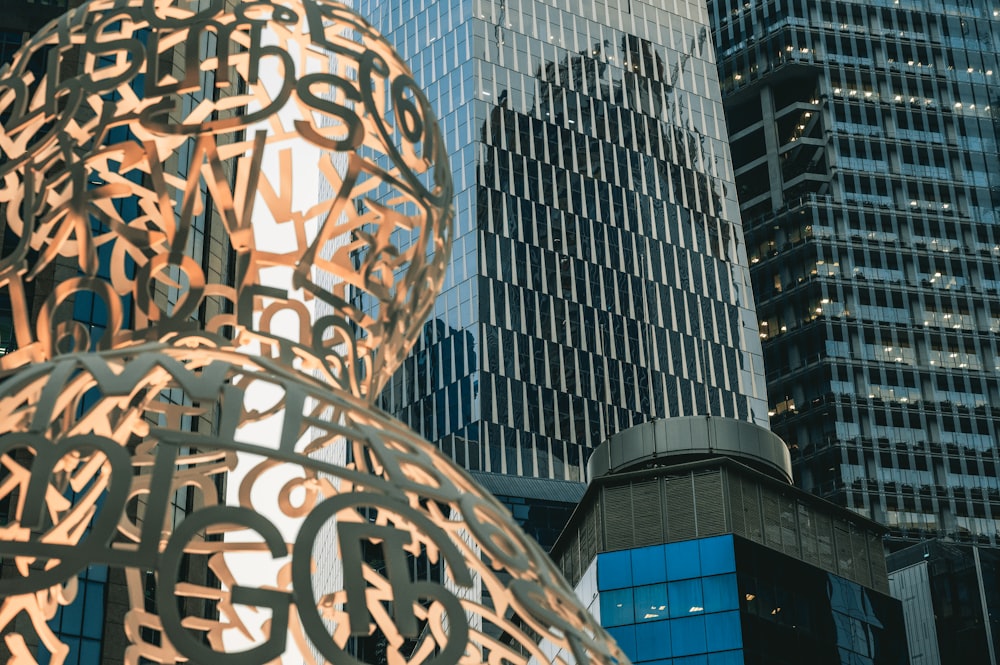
(706, 0), (1000, 546)
(888, 539), (1000, 665)
(552, 417), (909, 664)
(0, 5), (237, 664)
(357, 0), (769, 495)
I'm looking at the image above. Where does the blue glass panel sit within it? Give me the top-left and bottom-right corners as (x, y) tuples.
(600, 587), (635, 626)
(665, 540), (701, 580)
(698, 536), (735, 576)
(63, 637), (81, 665)
(634, 583), (670, 622)
(82, 582), (105, 638)
(674, 656), (709, 665)
(598, 550), (633, 590)
(631, 544), (667, 585)
(635, 620), (671, 662)
(669, 615), (707, 657)
(72, 292), (94, 322)
(60, 595), (84, 635)
(79, 639), (102, 665)
(668, 578), (704, 619)
(707, 651), (744, 665)
(701, 574), (738, 613)
(704, 611), (742, 652)
(607, 624), (638, 664)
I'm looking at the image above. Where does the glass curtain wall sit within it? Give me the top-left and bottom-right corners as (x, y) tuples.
(359, 0), (769, 482)
(708, 0), (1000, 546)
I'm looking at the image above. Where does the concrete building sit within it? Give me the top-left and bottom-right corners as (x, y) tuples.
(552, 417), (909, 664)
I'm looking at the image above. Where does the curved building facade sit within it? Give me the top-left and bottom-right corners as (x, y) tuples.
(552, 418), (908, 665)
(358, 0), (768, 482)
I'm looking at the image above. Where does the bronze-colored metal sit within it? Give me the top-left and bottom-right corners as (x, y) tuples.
(0, 1), (629, 664)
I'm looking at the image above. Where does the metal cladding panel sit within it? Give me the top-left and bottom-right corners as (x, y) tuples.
(852, 527), (872, 589)
(687, 418), (710, 454)
(693, 471), (726, 537)
(834, 523), (855, 580)
(640, 422), (658, 460)
(469, 472), (586, 503)
(588, 417), (792, 483)
(581, 506), (598, 566)
(632, 480), (665, 547)
(604, 484), (635, 550)
(761, 490), (783, 550)
(799, 502), (821, 568)
(559, 461), (894, 595)
(664, 475), (697, 542)
(870, 534), (890, 594)
(726, 470), (747, 538)
(740, 475), (764, 542)
(780, 495), (801, 559)
(714, 417), (740, 455)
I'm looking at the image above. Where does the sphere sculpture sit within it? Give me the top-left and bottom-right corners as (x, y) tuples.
(0, 2), (629, 665)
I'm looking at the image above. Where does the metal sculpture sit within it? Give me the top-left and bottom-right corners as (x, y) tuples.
(0, 1), (629, 664)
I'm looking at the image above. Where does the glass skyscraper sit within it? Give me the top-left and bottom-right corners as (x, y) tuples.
(360, 0), (769, 485)
(706, 0), (1000, 546)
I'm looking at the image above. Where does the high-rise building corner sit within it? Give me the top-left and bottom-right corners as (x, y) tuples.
(707, 0), (1000, 548)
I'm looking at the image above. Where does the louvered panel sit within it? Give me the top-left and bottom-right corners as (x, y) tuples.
(595, 494), (604, 551)
(631, 480), (664, 546)
(740, 476), (763, 543)
(780, 495), (801, 558)
(604, 484), (634, 549)
(851, 527), (871, 588)
(568, 539), (580, 586)
(798, 502), (820, 567)
(815, 513), (835, 573)
(761, 489), (783, 549)
(693, 470), (725, 536)
(727, 472), (746, 537)
(580, 506), (597, 564)
(834, 523), (854, 579)
(664, 474), (696, 542)
(869, 533), (890, 594)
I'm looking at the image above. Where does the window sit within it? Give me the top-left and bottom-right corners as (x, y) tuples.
(600, 587), (635, 626)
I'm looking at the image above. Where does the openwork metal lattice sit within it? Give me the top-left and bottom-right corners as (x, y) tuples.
(0, 1), (629, 664)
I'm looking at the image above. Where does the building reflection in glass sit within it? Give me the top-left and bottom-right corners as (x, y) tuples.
(363, 0), (768, 482)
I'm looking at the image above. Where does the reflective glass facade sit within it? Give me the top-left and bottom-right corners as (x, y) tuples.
(588, 535), (906, 665)
(889, 539), (1000, 665)
(597, 536), (743, 664)
(707, 0), (1000, 545)
(492, 492), (579, 550)
(359, 0), (768, 482)
(736, 537), (907, 665)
